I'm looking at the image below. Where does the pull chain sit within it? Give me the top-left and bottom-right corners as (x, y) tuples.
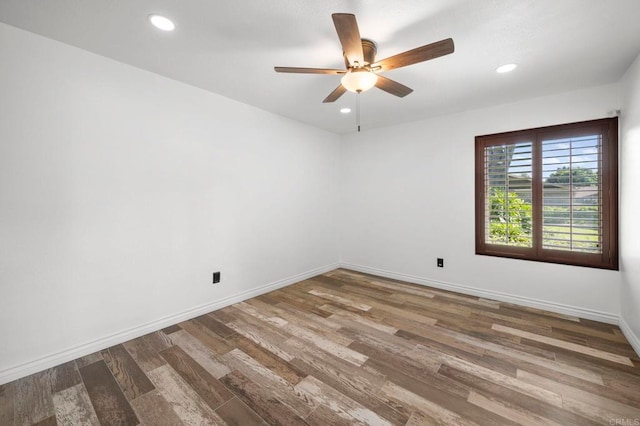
(356, 91), (361, 132)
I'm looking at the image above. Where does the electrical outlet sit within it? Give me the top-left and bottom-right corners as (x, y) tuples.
(437, 258), (444, 268)
(213, 271), (221, 284)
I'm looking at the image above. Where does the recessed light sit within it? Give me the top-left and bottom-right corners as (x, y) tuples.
(149, 14), (175, 31)
(340, 108), (351, 114)
(496, 63), (517, 74)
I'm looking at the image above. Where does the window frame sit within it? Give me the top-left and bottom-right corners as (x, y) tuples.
(475, 117), (618, 270)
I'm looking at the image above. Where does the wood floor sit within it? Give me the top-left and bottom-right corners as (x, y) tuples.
(1, 269), (640, 425)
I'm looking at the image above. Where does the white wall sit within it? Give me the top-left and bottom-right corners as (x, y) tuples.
(0, 23), (340, 382)
(340, 84), (622, 320)
(620, 52), (640, 352)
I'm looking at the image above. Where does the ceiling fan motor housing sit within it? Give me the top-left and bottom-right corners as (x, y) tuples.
(345, 39), (377, 68)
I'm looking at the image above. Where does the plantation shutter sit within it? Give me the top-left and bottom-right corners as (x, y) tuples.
(541, 131), (603, 254)
(483, 142), (533, 248)
(475, 118), (618, 270)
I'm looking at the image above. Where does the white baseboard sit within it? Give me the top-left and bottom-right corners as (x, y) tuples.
(619, 316), (640, 358)
(339, 262), (620, 325)
(0, 262), (339, 385)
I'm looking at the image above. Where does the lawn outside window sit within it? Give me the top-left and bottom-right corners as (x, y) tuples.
(475, 118), (618, 270)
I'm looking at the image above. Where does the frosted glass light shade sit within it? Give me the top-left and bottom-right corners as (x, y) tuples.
(341, 69), (378, 93)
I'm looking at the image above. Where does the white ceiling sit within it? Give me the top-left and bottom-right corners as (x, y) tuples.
(1, 0), (639, 134)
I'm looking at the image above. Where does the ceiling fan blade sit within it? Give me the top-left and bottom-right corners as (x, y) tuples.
(375, 75), (413, 97)
(322, 84), (347, 103)
(274, 67), (345, 74)
(332, 13), (364, 67)
(374, 38), (454, 72)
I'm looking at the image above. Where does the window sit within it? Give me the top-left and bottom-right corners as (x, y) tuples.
(475, 118), (618, 270)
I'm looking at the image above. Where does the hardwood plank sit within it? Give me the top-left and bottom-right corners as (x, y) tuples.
(222, 348), (315, 418)
(412, 343), (563, 407)
(397, 325), (487, 356)
(220, 370), (309, 426)
(101, 344), (155, 401)
(602, 372), (640, 406)
(208, 307), (237, 324)
(405, 410), (462, 426)
(507, 351), (639, 407)
(498, 303), (581, 323)
(493, 324), (635, 366)
(147, 364), (224, 425)
(33, 416), (57, 426)
(224, 305), (294, 341)
(289, 356), (408, 425)
(368, 302), (439, 326)
(262, 289), (333, 318)
(226, 333), (307, 385)
(467, 390), (562, 426)
(340, 323), (419, 360)
(247, 298), (344, 334)
(0, 383), (15, 426)
(524, 338), (640, 377)
(162, 324), (182, 334)
(130, 389), (183, 426)
(168, 329), (231, 379)
(378, 381), (481, 426)
(438, 364), (599, 426)
(294, 375), (393, 425)
(398, 329), (517, 377)
(281, 322), (367, 367)
(307, 289), (372, 311)
(145, 331), (173, 352)
(320, 303), (399, 334)
(160, 345), (233, 410)
(74, 352), (103, 368)
(517, 369), (640, 419)
(179, 319), (235, 355)
(304, 405), (353, 426)
(226, 319), (295, 362)
(439, 325), (606, 384)
(340, 283), (397, 301)
(286, 337), (386, 390)
(286, 334), (408, 425)
(215, 397), (264, 426)
(549, 321), (628, 344)
(78, 360), (139, 426)
(561, 395), (639, 425)
(14, 371), (55, 425)
(197, 313), (236, 338)
(362, 348), (469, 400)
(122, 336), (167, 373)
(47, 360), (82, 393)
(52, 383), (100, 426)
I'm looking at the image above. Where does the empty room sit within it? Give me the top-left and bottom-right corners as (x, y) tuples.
(2, 1), (640, 425)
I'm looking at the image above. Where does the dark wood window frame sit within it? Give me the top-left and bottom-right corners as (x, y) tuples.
(475, 118), (618, 270)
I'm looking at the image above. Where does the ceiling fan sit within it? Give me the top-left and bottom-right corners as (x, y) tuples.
(274, 13), (454, 103)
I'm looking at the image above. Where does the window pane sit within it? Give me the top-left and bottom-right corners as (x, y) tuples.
(542, 135), (602, 253)
(484, 142), (533, 247)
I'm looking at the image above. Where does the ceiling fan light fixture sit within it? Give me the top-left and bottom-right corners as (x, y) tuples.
(341, 69), (378, 93)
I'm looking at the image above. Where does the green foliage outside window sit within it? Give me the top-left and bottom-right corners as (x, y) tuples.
(546, 166), (597, 186)
(489, 188), (532, 245)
